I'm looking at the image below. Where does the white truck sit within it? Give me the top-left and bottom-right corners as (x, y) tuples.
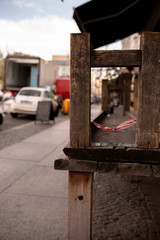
(5, 55), (56, 93)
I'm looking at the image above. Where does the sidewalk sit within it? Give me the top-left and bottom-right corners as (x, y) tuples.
(0, 119), (70, 240)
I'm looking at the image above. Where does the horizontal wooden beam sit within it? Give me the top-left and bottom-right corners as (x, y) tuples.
(109, 84), (123, 91)
(91, 50), (142, 67)
(54, 158), (160, 177)
(54, 158), (97, 172)
(63, 146), (160, 165)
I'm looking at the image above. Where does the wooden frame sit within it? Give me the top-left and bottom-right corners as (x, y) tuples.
(55, 32), (160, 240)
(70, 33), (91, 147)
(68, 172), (93, 240)
(69, 32), (160, 150)
(69, 33), (93, 240)
(138, 32), (160, 148)
(91, 50), (141, 67)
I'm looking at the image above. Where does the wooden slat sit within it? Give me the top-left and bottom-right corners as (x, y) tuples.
(152, 165), (160, 177)
(54, 158), (97, 172)
(123, 73), (132, 115)
(91, 50), (142, 67)
(109, 84), (123, 91)
(70, 33), (91, 147)
(138, 32), (160, 148)
(63, 146), (160, 164)
(102, 80), (109, 111)
(98, 162), (152, 176)
(55, 157), (157, 177)
(133, 76), (138, 113)
(68, 171), (93, 240)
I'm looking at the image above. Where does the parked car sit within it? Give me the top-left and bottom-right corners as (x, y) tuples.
(2, 91), (14, 101)
(10, 87), (59, 118)
(3, 98), (14, 114)
(0, 107), (3, 124)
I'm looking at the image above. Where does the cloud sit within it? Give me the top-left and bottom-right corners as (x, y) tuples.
(12, 0), (35, 8)
(0, 16), (79, 59)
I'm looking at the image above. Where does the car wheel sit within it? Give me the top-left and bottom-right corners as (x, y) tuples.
(11, 113), (18, 118)
(0, 113), (3, 125)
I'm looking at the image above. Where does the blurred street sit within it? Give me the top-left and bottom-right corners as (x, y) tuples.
(0, 109), (69, 150)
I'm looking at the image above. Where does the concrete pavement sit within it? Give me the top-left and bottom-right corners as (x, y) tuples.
(0, 119), (70, 240)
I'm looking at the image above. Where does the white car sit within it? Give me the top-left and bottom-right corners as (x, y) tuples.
(3, 98), (14, 114)
(10, 87), (58, 118)
(2, 91), (13, 101)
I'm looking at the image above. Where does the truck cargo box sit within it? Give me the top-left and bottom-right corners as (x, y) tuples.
(5, 56), (40, 91)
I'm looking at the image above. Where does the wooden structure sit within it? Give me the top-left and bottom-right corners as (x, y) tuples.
(101, 72), (133, 115)
(54, 32), (160, 240)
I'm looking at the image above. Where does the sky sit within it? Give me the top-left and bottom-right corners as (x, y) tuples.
(0, 0), (122, 60)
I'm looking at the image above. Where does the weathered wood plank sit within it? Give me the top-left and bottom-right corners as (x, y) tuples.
(68, 171), (93, 240)
(117, 163), (152, 176)
(91, 50), (142, 67)
(133, 76), (138, 113)
(98, 162), (152, 176)
(123, 73), (132, 116)
(108, 84), (123, 91)
(55, 157), (154, 177)
(102, 80), (110, 111)
(54, 158), (97, 172)
(138, 32), (160, 148)
(152, 165), (160, 177)
(70, 33), (91, 147)
(63, 146), (160, 164)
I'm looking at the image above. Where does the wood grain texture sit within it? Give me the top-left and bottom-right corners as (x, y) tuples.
(134, 77), (138, 113)
(54, 157), (157, 177)
(138, 32), (160, 148)
(63, 146), (160, 164)
(91, 50), (142, 67)
(70, 33), (91, 147)
(68, 171), (93, 240)
(102, 80), (109, 111)
(54, 158), (97, 172)
(98, 162), (152, 176)
(123, 73), (132, 115)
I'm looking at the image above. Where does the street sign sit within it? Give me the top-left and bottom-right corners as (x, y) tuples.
(36, 101), (54, 123)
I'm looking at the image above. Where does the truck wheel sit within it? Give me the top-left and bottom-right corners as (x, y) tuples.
(0, 114), (3, 125)
(11, 113), (18, 118)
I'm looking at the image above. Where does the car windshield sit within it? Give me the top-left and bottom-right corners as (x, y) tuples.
(19, 89), (41, 97)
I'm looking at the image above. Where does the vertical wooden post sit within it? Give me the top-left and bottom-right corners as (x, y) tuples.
(102, 79), (109, 111)
(134, 76), (138, 113)
(69, 33), (93, 240)
(138, 32), (160, 148)
(68, 172), (93, 240)
(70, 33), (91, 147)
(123, 73), (132, 116)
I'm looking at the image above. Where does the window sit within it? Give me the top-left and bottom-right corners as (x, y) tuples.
(20, 89), (41, 97)
(44, 91), (53, 99)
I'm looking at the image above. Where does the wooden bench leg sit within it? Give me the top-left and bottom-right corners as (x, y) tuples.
(68, 171), (93, 240)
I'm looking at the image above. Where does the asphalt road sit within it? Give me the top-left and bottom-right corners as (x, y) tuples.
(0, 102), (101, 151)
(0, 112), (70, 150)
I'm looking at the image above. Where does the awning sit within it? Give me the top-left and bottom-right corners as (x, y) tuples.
(73, 0), (160, 49)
